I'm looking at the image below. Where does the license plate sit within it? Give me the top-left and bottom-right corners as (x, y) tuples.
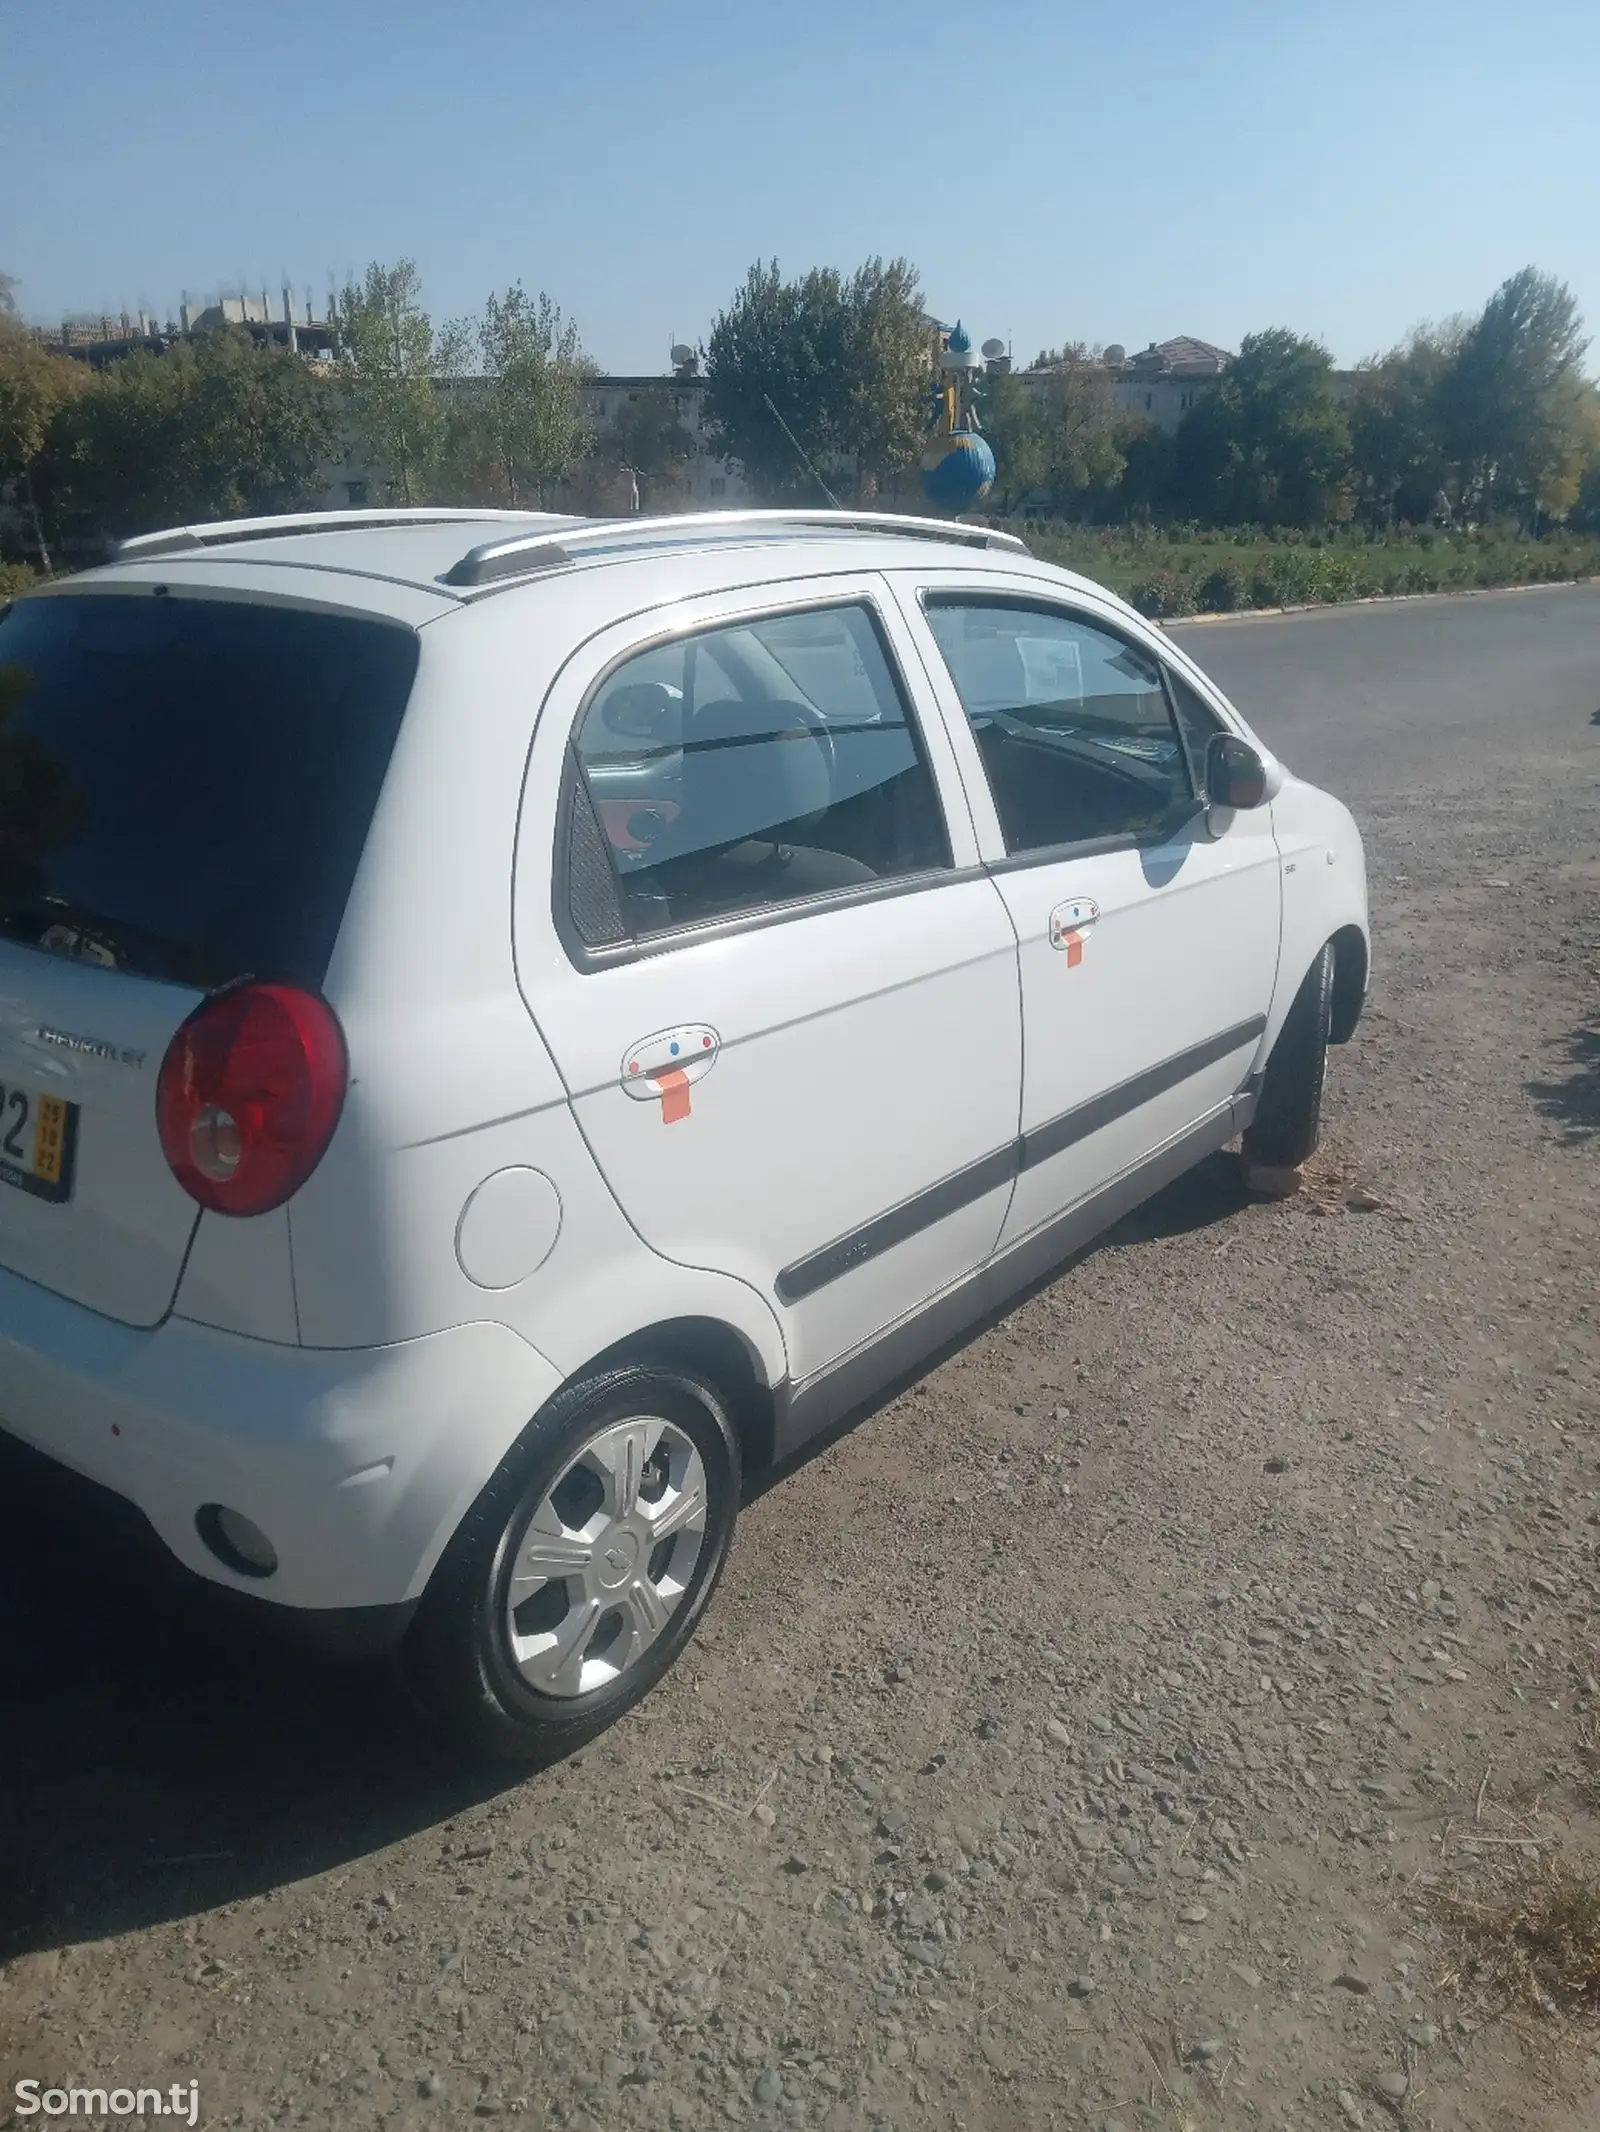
(0, 1083), (78, 1204)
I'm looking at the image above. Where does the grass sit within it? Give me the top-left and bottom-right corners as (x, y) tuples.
(1438, 1857), (1600, 2015)
(1433, 1711), (1600, 2021)
(1005, 520), (1600, 617)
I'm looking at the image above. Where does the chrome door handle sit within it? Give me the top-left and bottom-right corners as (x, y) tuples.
(621, 1025), (720, 1123)
(1048, 897), (1100, 966)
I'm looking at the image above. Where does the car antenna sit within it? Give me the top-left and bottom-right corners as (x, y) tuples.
(762, 393), (842, 510)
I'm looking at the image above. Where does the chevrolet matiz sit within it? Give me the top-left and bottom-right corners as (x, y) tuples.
(0, 508), (1368, 1756)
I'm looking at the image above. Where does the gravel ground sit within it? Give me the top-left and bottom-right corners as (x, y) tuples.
(2, 587), (1598, 2132)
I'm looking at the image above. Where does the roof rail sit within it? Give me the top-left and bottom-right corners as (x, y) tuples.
(112, 507), (573, 564)
(442, 509), (1029, 588)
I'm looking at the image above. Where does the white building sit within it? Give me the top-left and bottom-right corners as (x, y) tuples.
(1022, 335), (1233, 435)
(583, 374), (751, 509)
(1110, 336), (1232, 432)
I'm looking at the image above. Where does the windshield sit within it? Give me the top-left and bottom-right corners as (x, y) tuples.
(0, 591), (418, 991)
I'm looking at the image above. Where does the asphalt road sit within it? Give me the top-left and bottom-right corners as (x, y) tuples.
(2, 584), (1597, 2132)
(1170, 581), (1600, 797)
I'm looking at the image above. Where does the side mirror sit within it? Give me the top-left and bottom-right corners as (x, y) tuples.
(1205, 731), (1270, 812)
(600, 681), (682, 741)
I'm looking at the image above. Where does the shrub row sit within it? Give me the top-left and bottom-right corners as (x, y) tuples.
(1127, 545), (1592, 618)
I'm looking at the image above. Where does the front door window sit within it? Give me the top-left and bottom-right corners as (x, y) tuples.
(922, 597), (1196, 853)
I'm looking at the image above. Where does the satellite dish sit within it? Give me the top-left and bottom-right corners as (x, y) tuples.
(981, 338), (1006, 360)
(670, 343), (694, 365)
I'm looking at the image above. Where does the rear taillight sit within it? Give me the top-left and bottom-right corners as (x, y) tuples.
(156, 984), (348, 1216)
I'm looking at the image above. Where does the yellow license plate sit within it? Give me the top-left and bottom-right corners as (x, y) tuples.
(0, 1084), (78, 1204)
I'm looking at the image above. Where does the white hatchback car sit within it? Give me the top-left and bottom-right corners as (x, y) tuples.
(0, 508), (1368, 1755)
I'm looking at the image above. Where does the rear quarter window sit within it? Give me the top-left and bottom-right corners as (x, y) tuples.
(0, 591), (419, 990)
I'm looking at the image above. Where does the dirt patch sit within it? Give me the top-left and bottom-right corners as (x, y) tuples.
(1294, 1149), (1401, 1218)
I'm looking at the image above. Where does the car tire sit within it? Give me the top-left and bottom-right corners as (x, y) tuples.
(404, 1364), (740, 1762)
(1243, 941), (1334, 1174)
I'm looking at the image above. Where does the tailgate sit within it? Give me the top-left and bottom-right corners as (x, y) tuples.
(0, 945), (202, 1325)
(0, 584), (421, 1328)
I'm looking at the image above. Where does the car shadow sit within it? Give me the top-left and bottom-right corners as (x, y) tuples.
(0, 1153), (1249, 1960)
(0, 1433), (507, 1962)
(1095, 1144), (1251, 1244)
(1527, 1021), (1600, 1142)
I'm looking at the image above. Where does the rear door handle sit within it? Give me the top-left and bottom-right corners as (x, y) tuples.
(621, 1025), (720, 1123)
(1048, 897), (1100, 967)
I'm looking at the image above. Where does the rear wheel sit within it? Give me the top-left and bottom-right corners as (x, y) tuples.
(405, 1365), (739, 1760)
(1243, 942), (1334, 1177)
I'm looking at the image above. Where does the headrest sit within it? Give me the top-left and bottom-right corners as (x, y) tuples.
(679, 698), (832, 848)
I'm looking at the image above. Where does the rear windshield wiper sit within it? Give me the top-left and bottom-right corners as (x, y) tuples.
(0, 895), (157, 976)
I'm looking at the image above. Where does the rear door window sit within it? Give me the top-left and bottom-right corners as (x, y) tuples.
(567, 601), (951, 943)
(0, 592), (418, 990)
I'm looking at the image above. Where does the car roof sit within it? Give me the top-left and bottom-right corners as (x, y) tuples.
(67, 507), (1124, 620)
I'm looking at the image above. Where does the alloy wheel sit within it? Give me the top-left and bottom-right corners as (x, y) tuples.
(500, 1414), (709, 1698)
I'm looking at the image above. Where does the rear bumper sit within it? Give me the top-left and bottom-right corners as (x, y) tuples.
(0, 1265), (564, 1615)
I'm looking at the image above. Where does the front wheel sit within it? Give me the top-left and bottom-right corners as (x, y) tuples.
(405, 1365), (740, 1761)
(1243, 941), (1334, 1176)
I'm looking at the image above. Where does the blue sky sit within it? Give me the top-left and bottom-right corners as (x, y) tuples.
(5, 0), (1597, 373)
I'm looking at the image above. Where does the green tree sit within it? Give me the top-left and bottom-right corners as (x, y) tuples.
(55, 328), (336, 540)
(982, 371), (1050, 511)
(1172, 328), (1351, 527)
(1540, 382), (1600, 524)
(1438, 267), (1590, 524)
(590, 386), (694, 510)
(704, 256), (929, 504)
(1569, 390), (1600, 530)
(0, 319), (88, 569)
(437, 284), (591, 507)
(184, 327), (337, 514)
(1116, 419), (1175, 522)
(1347, 322), (1463, 524)
(704, 260), (850, 503)
(337, 258), (440, 504)
(982, 355), (1127, 517)
(1034, 351), (1126, 514)
(835, 257), (930, 501)
(53, 348), (185, 536)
